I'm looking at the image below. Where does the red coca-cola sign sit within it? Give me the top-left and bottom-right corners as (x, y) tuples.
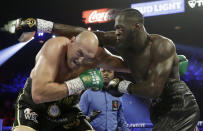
(82, 8), (118, 24)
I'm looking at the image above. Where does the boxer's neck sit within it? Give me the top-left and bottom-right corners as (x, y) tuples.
(132, 30), (149, 53)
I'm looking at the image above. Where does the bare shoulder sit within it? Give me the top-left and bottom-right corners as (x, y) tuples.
(41, 36), (69, 53)
(150, 34), (176, 61)
(35, 37), (70, 61)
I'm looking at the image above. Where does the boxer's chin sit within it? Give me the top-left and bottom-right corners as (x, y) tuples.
(103, 78), (110, 83)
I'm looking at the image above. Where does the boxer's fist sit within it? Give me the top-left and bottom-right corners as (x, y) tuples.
(80, 69), (103, 91)
(1, 18), (37, 35)
(1, 18), (53, 42)
(1, 18), (37, 42)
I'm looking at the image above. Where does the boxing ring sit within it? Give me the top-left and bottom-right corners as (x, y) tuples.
(0, 119), (203, 131)
(127, 121), (203, 128)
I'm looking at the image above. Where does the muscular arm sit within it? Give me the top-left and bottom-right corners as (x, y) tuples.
(94, 47), (130, 73)
(2, 18), (118, 46)
(31, 37), (69, 104)
(128, 40), (176, 98)
(53, 23), (87, 38)
(53, 23), (117, 47)
(93, 31), (117, 47)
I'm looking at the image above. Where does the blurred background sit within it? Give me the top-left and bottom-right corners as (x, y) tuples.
(0, 0), (203, 130)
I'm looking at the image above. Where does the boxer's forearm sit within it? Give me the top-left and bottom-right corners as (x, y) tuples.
(53, 23), (87, 38)
(94, 31), (117, 48)
(95, 48), (130, 73)
(118, 79), (163, 98)
(2, 18), (118, 46)
(32, 82), (68, 104)
(127, 82), (162, 98)
(53, 23), (117, 47)
(99, 58), (130, 73)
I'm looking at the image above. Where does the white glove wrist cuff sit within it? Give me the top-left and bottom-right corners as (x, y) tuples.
(37, 19), (53, 33)
(118, 80), (131, 94)
(65, 77), (85, 96)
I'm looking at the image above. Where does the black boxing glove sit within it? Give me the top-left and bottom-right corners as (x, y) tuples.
(105, 78), (124, 97)
(106, 78), (133, 96)
(1, 18), (54, 41)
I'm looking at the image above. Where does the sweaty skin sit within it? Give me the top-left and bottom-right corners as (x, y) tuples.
(14, 16), (179, 98)
(51, 16), (179, 98)
(116, 34), (178, 97)
(29, 31), (129, 104)
(114, 14), (179, 98)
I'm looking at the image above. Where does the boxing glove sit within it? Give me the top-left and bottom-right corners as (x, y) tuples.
(105, 78), (124, 97)
(79, 69), (103, 91)
(65, 69), (103, 96)
(1, 18), (53, 41)
(178, 55), (188, 75)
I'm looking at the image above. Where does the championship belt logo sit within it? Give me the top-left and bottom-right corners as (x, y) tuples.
(48, 104), (61, 117)
(25, 18), (36, 28)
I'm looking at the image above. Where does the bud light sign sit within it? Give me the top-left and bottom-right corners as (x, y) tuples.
(82, 8), (118, 24)
(188, 0), (203, 8)
(131, 0), (185, 17)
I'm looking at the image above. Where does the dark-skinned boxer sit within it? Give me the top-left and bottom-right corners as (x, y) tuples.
(1, 9), (198, 130)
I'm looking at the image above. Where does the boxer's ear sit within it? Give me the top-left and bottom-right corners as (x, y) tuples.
(132, 23), (141, 31)
(70, 36), (76, 42)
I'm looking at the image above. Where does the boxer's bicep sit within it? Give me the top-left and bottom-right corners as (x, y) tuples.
(31, 54), (66, 103)
(32, 38), (65, 95)
(147, 55), (174, 96)
(32, 54), (59, 90)
(147, 42), (176, 96)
